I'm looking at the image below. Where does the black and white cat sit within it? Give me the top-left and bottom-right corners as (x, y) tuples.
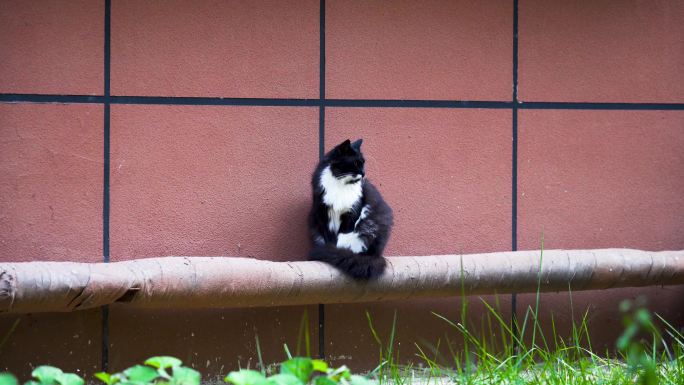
(308, 139), (393, 279)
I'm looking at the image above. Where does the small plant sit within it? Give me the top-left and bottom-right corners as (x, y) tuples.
(0, 356), (372, 385)
(95, 356), (200, 385)
(0, 367), (83, 385)
(617, 299), (661, 385)
(0, 373), (18, 385)
(224, 357), (372, 385)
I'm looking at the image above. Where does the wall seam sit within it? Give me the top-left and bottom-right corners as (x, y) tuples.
(511, 0), (520, 349)
(1, 94), (682, 110)
(318, 0), (326, 360)
(101, 0), (111, 372)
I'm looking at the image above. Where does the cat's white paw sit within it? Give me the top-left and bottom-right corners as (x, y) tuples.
(337, 232), (367, 253)
(354, 205), (371, 229)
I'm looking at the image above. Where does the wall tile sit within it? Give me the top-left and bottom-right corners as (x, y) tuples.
(518, 110), (684, 250)
(0, 310), (101, 379)
(0, 104), (103, 262)
(111, 0), (319, 98)
(0, 0), (103, 95)
(110, 105), (318, 260)
(519, 0), (684, 102)
(327, 0), (512, 101)
(109, 306), (317, 376)
(326, 108), (512, 255)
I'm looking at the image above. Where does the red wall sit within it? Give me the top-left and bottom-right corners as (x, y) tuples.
(1, 0), (683, 378)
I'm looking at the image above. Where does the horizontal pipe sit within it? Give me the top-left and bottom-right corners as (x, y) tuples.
(0, 249), (682, 313)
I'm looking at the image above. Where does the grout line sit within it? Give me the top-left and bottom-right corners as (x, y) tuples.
(512, 0), (518, 254)
(101, 306), (110, 371)
(101, 0), (111, 372)
(103, 2), (111, 264)
(320, 0), (326, 157)
(319, 106), (325, 159)
(320, 0), (325, 103)
(325, 99), (512, 108)
(0, 94), (104, 103)
(318, 303), (325, 360)
(518, 101), (684, 110)
(512, 110), (518, 254)
(318, 0), (326, 360)
(1, 94), (682, 110)
(112, 96), (320, 106)
(511, 0), (520, 350)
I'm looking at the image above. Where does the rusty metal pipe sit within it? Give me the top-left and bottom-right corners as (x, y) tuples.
(1, 249), (682, 313)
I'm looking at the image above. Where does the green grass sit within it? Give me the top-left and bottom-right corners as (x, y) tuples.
(362, 244), (684, 385)
(364, 295), (684, 385)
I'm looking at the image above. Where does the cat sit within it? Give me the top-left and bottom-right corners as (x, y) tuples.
(308, 138), (393, 279)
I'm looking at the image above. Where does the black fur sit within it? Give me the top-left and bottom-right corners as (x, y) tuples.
(308, 139), (393, 279)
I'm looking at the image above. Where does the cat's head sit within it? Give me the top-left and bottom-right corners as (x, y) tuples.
(327, 139), (365, 184)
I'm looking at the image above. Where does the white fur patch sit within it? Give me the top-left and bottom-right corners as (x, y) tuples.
(337, 232), (367, 253)
(327, 208), (342, 233)
(354, 205), (371, 229)
(319, 166), (363, 233)
(320, 166), (363, 211)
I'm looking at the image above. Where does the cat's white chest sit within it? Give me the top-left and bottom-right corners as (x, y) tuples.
(319, 166), (362, 233)
(327, 208), (343, 234)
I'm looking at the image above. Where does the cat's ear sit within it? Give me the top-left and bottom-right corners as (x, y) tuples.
(335, 139), (352, 153)
(351, 138), (363, 152)
(331, 139), (352, 156)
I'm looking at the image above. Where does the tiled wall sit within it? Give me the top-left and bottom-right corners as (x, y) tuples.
(1, 0), (683, 377)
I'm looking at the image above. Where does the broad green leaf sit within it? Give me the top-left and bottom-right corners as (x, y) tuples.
(94, 373), (122, 385)
(24, 381), (40, 385)
(314, 377), (337, 385)
(170, 367), (200, 385)
(280, 358), (313, 383)
(144, 357), (182, 369)
(0, 373), (18, 385)
(93, 373), (112, 385)
(124, 366), (159, 383)
(266, 374), (303, 385)
(55, 373), (83, 385)
(311, 360), (328, 373)
(31, 367), (63, 385)
(224, 370), (268, 385)
(349, 375), (372, 385)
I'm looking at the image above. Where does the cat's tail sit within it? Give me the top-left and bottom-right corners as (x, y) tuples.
(308, 245), (386, 280)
